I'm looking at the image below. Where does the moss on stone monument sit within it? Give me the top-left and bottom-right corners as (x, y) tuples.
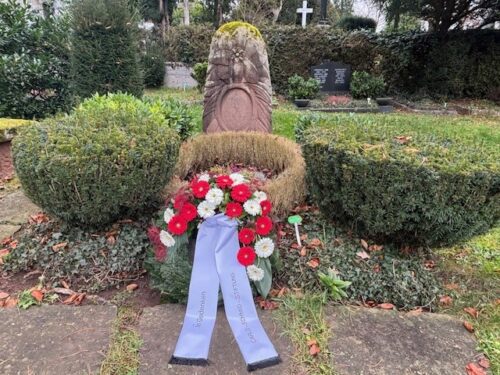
(217, 21), (262, 39)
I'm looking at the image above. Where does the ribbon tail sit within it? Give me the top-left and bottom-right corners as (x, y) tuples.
(214, 218), (281, 371)
(170, 221), (220, 365)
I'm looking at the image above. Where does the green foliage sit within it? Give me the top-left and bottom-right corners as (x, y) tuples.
(191, 61), (208, 92)
(278, 212), (442, 309)
(3, 220), (149, 292)
(144, 96), (195, 141)
(141, 32), (165, 88)
(70, 0), (143, 99)
(337, 15), (377, 31)
(13, 93), (180, 227)
(350, 71), (385, 99)
(300, 114), (500, 245)
(287, 74), (320, 100)
(318, 269), (352, 301)
(294, 112), (323, 144)
(17, 290), (40, 310)
(0, 0), (72, 119)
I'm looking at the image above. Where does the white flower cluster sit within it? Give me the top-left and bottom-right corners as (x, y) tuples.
(255, 237), (274, 258)
(246, 265), (264, 281)
(160, 230), (175, 247)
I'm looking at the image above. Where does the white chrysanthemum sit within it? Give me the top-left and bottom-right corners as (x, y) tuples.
(230, 172), (246, 186)
(205, 187), (224, 206)
(253, 191), (267, 203)
(163, 208), (174, 224)
(246, 265), (265, 281)
(243, 199), (261, 216)
(198, 173), (210, 182)
(197, 201), (216, 219)
(255, 237), (274, 258)
(159, 230), (175, 247)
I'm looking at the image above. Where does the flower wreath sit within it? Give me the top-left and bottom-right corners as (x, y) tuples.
(148, 172), (276, 297)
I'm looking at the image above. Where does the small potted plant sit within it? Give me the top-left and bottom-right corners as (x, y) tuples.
(287, 74), (320, 108)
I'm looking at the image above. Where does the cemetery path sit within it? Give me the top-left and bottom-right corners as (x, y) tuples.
(0, 190), (40, 241)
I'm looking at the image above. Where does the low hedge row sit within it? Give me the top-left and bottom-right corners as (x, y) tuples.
(300, 114), (499, 245)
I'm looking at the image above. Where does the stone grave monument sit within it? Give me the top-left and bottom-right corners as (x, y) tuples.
(203, 22), (272, 133)
(311, 60), (352, 93)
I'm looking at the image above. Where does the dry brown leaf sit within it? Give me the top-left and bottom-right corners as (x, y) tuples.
(290, 243), (300, 249)
(378, 303), (395, 310)
(300, 234), (308, 241)
(106, 236), (116, 246)
(309, 343), (321, 356)
(4, 296), (18, 308)
(368, 244), (384, 252)
(52, 287), (74, 295)
(444, 283), (460, 291)
(406, 307), (423, 317)
(0, 292), (9, 299)
(307, 258), (320, 268)
(308, 238), (323, 248)
(360, 239), (369, 250)
(478, 357), (490, 369)
(466, 362), (486, 375)
(52, 242), (68, 252)
(73, 293), (85, 305)
(300, 246), (307, 257)
(306, 339), (317, 347)
(126, 283), (138, 292)
(373, 264), (381, 273)
(424, 260), (436, 269)
(31, 290), (44, 302)
(439, 295), (453, 306)
(63, 294), (78, 305)
(258, 299), (279, 310)
(463, 321), (474, 333)
(394, 135), (412, 144)
(464, 307), (479, 319)
(61, 280), (70, 289)
(356, 250), (370, 260)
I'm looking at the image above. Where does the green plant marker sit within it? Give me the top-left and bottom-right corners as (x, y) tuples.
(288, 215), (303, 247)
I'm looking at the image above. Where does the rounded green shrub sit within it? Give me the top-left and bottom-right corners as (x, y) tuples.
(350, 71), (385, 99)
(13, 93), (180, 227)
(191, 61), (208, 93)
(287, 74), (320, 100)
(300, 114), (499, 246)
(337, 16), (377, 31)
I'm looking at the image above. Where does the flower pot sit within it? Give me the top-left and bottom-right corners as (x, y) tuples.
(376, 97), (393, 106)
(294, 99), (310, 108)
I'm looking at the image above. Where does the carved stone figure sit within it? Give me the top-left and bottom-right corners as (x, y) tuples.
(203, 22), (272, 133)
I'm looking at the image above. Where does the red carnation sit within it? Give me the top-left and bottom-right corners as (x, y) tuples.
(191, 180), (210, 199)
(231, 184), (252, 202)
(180, 202), (197, 222)
(237, 246), (256, 266)
(225, 202), (243, 218)
(168, 215), (188, 235)
(154, 244), (167, 261)
(216, 175), (233, 189)
(255, 216), (273, 236)
(147, 226), (162, 246)
(173, 193), (189, 210)
(260, 200), (272, 216)
(238, 228), (255, 245)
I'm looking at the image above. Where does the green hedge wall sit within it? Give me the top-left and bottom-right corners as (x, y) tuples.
(299, 114), (499, 246)
(163, 25), (500, 98)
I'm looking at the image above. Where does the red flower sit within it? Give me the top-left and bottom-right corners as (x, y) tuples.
(168, 215), (188, 235)
(255, 216), (273, 236)
(231, 184), (252, 202)
(180, 202), (197, 222)
(237, 246), (256, 266)
(154, 244), (167, 262)
(147, 226), (162, 246)
(225, 202), (243, 218)
(191, 180), (210, 199)
(260, 200), (272, 216)
(216, 175), (233, 189)
(238, 228), (255, 245)
(173, 193), (189, 210)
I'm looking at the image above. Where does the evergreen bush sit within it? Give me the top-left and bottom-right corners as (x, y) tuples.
(287, 74), (320, 100)
(350, 71), (385, 99)
(191, 62), (208, 92)
(337, 16), (377, 31)
(13, 93), (180, 227)
(69, 0), (143, 99)
(300, 114), (500, 246)
(141, 32), (165, 88)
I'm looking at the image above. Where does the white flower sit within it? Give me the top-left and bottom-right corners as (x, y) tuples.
(230, 172), (246, 186)
(159, 230), (175, 247)
(198, 173), (210, 182)
(255, 237), (274, 258)
(163, 207), (174, 224)
(243, 199), (261, 216)
(253, 191), (267, 202)
(246, 265), (265, 281)
(197, 200), (216, 219)
(205, 187), (224, 206)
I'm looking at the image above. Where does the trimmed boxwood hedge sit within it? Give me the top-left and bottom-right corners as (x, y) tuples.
(300, 114), (499, 245)
(13, 93), (180, 227)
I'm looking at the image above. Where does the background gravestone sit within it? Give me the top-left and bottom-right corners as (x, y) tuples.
(203, 22), (272, 133)
(311, 60), (352, 93)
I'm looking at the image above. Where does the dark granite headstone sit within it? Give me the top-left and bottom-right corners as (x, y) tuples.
(311, 60), (352, 93)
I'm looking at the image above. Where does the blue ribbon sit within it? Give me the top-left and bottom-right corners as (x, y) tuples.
(170, 214), (280, 371)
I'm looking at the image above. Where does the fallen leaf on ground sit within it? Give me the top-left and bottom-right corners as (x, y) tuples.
(439, 295), (453, 306)
(464, 307), (479, 319)
(356, 250), (370, 260)
(52, 287), (74, 295)
(360, 239), (368, 250)
(3, 297), (18, 308)
(300, 234), (308, 241)
(368, 244), (383, 252)
(478, 357), (490, 369)
(60, 280), (70, 289)
(126, 283), (138, 292)
(62, 292), (86, 305)
(466, 362), (486, 375)
(29, 213), (49, 224)
(51, 242), (68, 252)
(290, 243), (300, 249)
(307, 258), (320, 268)
(308, 238), (322, 248)
(258, 299), (279, 310)
(424, 260), (436, 269)
(406, 307), (423, 317)
(373, 264), (381, 273)
(378, 303), (395, 310)
(309, 343), (321, 356)
(394, 135), (412, 144)
(300, 246), (307, 257)
(106, 236), (116, 246)
(0, 292), (9, 299)
(306, 339), (317, 347)
(31, 290), (44, 302)
(0, 248), (9, 265)
(74, 293), (85, 305)
(463, 321), (474, 333)
(444, 283), (460, 291)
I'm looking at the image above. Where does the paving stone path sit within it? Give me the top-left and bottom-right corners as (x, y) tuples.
(0, 190), (39, 240)
(0, 303), (483, 375)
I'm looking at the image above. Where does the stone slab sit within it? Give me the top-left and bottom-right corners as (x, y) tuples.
(165, 62), (197, 89)
(138, 304), (293, 375)
(0, 305), (116, 375)
(0, 190), (39, 225)
(327, 306), (479, 375)
(0, 224), (21, 241)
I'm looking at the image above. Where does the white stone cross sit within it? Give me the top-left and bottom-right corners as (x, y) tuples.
(297, 0), (313, 29)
